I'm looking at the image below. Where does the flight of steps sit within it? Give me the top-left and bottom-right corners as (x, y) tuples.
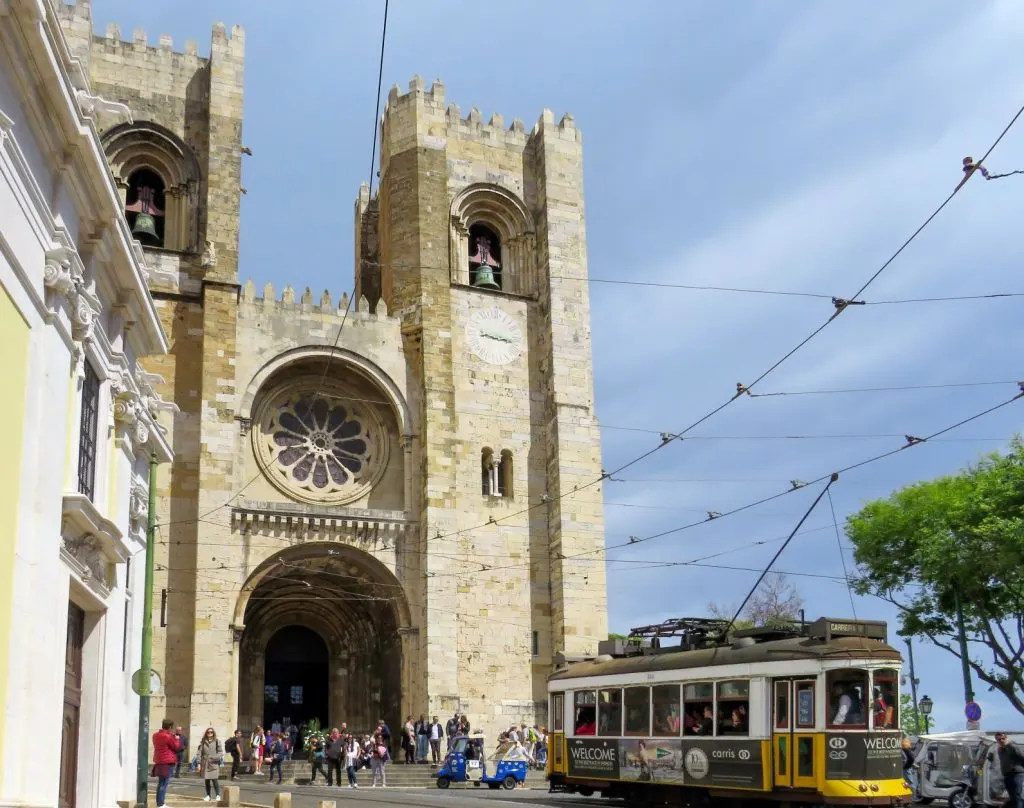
(183, 760), (542, 788)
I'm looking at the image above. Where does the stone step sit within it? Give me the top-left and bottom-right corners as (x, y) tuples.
(179, 761), (543, 788)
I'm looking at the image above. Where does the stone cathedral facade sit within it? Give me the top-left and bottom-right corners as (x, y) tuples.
(58, 1), (608, 742)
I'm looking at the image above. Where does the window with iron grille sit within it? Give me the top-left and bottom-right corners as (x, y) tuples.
(77, 361), (100, 500)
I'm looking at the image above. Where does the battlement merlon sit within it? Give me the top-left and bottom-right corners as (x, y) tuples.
(55, 0), (245, 66)
(380, 75), (581, 161)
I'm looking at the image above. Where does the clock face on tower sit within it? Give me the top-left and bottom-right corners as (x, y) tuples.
(466, 307), (524, 365)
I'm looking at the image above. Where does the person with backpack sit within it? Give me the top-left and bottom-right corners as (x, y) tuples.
(224, 730), (243, 780)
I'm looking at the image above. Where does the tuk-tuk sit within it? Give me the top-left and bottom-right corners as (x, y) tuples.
(435, 732), (529, 790)
(913, 730), (1024, 808)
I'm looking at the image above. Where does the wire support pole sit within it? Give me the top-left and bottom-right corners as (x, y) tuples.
(135, 452), (158, 808)
(723, 473), (839, 635)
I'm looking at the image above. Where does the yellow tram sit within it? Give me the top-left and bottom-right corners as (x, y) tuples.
(546, 617), (912, 806)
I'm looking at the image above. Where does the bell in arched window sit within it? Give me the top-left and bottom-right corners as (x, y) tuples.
(125, 186), (165, 246)
(469, 233), (501, 290)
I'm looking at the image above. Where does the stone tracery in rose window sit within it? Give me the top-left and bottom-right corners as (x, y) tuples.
(254, 384), (387, 505)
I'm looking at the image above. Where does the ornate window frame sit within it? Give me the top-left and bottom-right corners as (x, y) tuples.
(450, 183), (536, 296)
(101, 122), (202, 253)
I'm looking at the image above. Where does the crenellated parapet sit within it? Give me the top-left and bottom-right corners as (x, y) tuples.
(239, 280), (396, 321)
(382, 75), (581, 159)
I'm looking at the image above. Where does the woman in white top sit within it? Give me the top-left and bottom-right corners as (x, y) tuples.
(344, 734), (361, 788)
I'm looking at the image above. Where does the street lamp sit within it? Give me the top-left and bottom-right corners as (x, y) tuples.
(919, 695), (934, 734)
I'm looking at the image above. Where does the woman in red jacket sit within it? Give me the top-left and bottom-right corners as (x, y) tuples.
(153, 718), (182, 808)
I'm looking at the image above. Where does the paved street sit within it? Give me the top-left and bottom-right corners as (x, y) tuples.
(161, 778), (611, 808)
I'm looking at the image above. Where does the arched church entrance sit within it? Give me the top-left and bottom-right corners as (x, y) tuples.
(236, 544), (409, 736)
(262, 626), (329, 728)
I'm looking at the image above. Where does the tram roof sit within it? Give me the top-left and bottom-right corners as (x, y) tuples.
(549, 635), (900, 682)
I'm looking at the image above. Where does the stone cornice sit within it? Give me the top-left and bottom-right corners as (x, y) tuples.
(231, 501), (416, 546)
(109, 362), (177, 463)
(61, 491), (129, 564)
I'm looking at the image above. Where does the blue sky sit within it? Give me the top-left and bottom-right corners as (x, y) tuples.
(81, 0), (1024, 732)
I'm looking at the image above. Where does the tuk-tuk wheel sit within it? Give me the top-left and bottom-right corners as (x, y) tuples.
(502, 774), (517, 790)
(949, 787), (972, 808)
(436, 776), (450, 789)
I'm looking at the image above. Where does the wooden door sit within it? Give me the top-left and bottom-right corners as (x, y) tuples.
(59, 604), (85, 808)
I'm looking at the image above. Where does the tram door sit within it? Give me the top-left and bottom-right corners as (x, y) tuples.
(772, 679), (817, 790)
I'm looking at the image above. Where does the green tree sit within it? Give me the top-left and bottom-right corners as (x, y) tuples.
(844, 437), (1024, 716)
(900, 692), (925, 735)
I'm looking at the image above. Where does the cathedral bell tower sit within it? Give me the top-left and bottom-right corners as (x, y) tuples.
(356, 76), (608, 725)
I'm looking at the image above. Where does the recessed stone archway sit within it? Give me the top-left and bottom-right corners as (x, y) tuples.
(234, 542), (411, 735)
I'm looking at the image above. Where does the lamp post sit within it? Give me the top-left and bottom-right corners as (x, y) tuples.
(919, 695), (934, 734)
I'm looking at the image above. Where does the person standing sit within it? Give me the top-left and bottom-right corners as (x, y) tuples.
(415, 714), (429, 763)
(173, 726), (188, 777)
(371, 733), (388, 787)
(198, 727), (223, 802)
(445, 713), (459, 751)
(152, 719), (181, 808)
(345, 734), (361, 788)
(309, 736), (327, 785)
(996, 733), (1024, 808)
(224, 729), (243, 781)
(267, 732), (286, 784)
(325, 728), (345, 786)
(249, 726), (266, 775)
(428, 716), (444, 764)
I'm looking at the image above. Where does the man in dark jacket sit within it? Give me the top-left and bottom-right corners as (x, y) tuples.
(224, 730), (243, 780)
(325, 728), (345, 786)
(445, 714), (459, 751)
(173, 726), (188, 777)
(996, 733), (1024, 808)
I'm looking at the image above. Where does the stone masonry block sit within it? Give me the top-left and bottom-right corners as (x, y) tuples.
(218, 785), (240, 806)
(274, 794), (292, 808)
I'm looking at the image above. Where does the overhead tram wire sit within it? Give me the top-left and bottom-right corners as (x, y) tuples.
(360, 257), (1024, 305)
(158, 97), (1024, 538)
(161, 390), (1024, 581)
(723, 474), (839, 635)
(827, 487), (858, 619)
(161, 0), (392, 528)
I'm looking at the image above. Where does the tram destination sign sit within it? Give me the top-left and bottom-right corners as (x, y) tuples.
(825, 733), (902, 781)
(567, 739), (620, 780)
(809, 618), (887, 642)
(680, 739), (765, 790)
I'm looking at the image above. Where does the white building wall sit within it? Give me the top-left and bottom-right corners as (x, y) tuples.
(0, 2), (174, 807)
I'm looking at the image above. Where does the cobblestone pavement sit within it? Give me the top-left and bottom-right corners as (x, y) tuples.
(161, 778), (610, 808)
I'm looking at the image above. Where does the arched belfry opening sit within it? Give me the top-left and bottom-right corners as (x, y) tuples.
(125, 168), (166, 247)
(262, 626), (329, 728)
(468, 223), (502, 290)
(236, 544), (409, 735)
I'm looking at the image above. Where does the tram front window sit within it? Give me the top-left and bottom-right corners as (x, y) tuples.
(827, 669), (869, 728)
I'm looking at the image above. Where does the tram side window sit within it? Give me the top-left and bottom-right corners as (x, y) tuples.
(717, 680), (750, 736)
(653, 684), (681, 737)
(683, 682), (714, 736)
(574, 690), (597, 735)
(827, 669), (869, 728)
(872, 668), (899, 729)
(598, 688), (623, 736)
(624, 687), (650, 736)
(552, 692), (564, 732)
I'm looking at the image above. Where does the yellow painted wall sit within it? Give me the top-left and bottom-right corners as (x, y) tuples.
(0, 281), (31, 791)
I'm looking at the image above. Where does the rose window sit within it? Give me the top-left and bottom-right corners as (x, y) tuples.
(254, 383), (387, 505)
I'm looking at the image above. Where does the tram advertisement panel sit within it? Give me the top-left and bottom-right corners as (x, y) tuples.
(618, 739), (684, 785)
(825, 733), (902, 780)
(680, 739), (765, 789)
(567, 738), (620, 779)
